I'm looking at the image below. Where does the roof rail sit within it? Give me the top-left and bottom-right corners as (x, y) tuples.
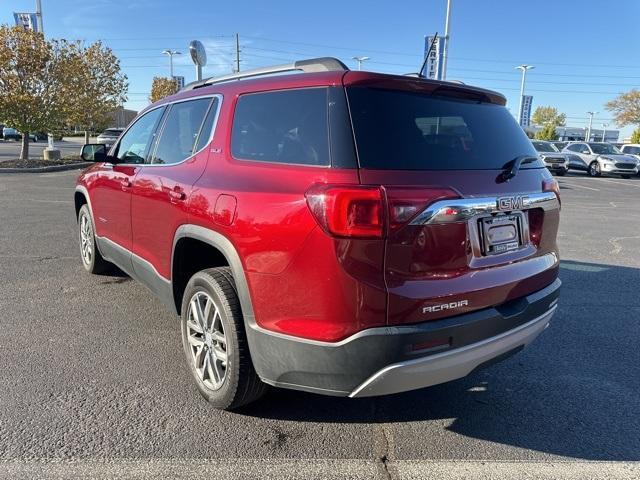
(183, 57), (349, 91)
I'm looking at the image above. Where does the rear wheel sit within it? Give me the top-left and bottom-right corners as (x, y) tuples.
(588, 161), (601, 177)
(180, 267), (267, 410)
(77, 204), (110, 274)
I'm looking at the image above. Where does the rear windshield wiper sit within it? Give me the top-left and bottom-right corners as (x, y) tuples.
(500, 155), (538, 181)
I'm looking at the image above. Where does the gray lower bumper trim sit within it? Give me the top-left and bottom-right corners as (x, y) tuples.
(349, 306), (556, 398)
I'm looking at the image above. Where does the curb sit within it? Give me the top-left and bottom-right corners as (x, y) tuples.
(0, 162), (92, 174)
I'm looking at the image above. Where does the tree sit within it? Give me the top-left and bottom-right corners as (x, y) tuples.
(150, 77), (177, 103)
(0, 26), (65, 160)
(534, 123), (558, 141)
(606, 89), (640, 127)
(57, 41), (128, 144)
(532, 106), (566, 127)
(631, 128), (640, 144)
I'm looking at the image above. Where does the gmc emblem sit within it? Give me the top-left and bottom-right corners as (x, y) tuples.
(497, 195), (528, 211)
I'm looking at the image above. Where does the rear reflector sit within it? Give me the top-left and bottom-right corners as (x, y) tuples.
(542, 178), (561, 208)
(305, 185), (384, 238)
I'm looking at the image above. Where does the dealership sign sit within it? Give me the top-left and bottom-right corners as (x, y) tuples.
(13, 12), (39, 32)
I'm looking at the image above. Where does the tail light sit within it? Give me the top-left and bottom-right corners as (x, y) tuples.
(305, 184), (460, 238)
(305, 185), (384, 238)
(385, 187), (460, 232)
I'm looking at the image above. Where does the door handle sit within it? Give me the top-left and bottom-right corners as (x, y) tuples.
(120, 178), (131, 188)
(169, 187), (186, 201)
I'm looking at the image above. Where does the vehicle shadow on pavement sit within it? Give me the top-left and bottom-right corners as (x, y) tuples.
(239, 260), (640, 461)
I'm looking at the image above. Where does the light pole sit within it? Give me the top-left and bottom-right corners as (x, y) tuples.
(515, 65), (534, 127)
(440, 0), (452, 80)
(586, 111), (598, 141)
(601, 123), (608, 142)
(35, 0), (43, 33)
(162, 49), (181, 78)
(352, 56), (370, 71)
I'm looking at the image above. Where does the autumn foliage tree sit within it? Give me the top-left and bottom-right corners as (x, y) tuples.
(58, 41), (128, 144)
(606, 89), (640, 128)
(0, 25), (128, 159)
(0, 26), (64, 160)
(150, 77), (178, 103)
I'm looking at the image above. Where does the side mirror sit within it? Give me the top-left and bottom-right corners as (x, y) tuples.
(81, 144), (107, 162)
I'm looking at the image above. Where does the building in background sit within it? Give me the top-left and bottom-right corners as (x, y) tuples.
(173, 76), (185, 90)
(423, 35), (442, 80)
(109, 107), (138, 129)
(525, 125), (619, 142)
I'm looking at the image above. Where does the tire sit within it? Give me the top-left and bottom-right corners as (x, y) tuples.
(77, 204), (111, 274)
(588, 161), (601, 177)
(555, 170), (566, 176)
(621, 175), (631, 179)
(180, 267), (267, 410)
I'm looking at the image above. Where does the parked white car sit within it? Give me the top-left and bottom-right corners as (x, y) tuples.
(531, 140), (569, 176)
(562, 142), (639, 178)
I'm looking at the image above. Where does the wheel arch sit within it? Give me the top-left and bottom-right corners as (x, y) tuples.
(171, 225), (255, 324)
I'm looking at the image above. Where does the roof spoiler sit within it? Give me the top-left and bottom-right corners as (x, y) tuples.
(182, 57), (349, 91)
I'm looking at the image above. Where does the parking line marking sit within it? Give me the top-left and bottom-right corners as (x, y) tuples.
(559, 181), (599, 191)
(597, 178), (640, 188)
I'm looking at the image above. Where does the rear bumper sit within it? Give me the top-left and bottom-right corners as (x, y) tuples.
(247, 278), (561, 397)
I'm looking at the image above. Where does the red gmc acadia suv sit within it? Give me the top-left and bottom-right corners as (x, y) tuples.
(75, 58), (561, 410)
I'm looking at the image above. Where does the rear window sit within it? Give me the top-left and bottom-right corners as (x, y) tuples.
(347, 87), (542, 170)
(103, 129), (123, 136)
(231, 88), (330, 166)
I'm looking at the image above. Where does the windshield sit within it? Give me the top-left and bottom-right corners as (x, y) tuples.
(347, 87), (542, 170)
(588, 143), (620, 154)
(532, 141), (558, 153)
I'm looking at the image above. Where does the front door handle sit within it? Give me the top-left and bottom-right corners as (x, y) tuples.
(120, 178), (131, 188)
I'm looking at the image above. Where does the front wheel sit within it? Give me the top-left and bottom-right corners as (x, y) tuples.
(77, 204), (111, 274)
(588, 161), (601, 177)
(180, 267), (267, 410)
(555, 170), (566, 176)
(621, 175), (631, 179)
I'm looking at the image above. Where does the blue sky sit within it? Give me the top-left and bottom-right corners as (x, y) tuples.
(3, 0), (639, 138)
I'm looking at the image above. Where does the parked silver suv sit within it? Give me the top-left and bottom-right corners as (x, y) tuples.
(562, 142), (639, 178)
(531, 140), (569, 176)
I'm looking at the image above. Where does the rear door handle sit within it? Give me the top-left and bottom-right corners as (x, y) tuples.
(169, 187), (185, 201)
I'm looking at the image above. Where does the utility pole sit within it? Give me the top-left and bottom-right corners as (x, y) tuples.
(235, 33), (241, 73)
(162, 49), (181, 78)
(601, 123), (608, 142)
(586, 111), (598, 141)
(440, 0), (452, 80)
(352, 56), (370, 70)
(516, 64), (534, 127)
(35, 0), (43, 33)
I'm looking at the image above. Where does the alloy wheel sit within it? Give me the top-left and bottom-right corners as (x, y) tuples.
(79, 214), (93, 265)
(186, 291), (228, 391)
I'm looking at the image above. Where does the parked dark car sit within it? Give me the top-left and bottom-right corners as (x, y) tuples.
(531, 140), (569, 176)
(75, 57), (561, 410)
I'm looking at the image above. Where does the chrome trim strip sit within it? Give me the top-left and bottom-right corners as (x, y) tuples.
(349, 305), (557, 398)
(409, 191), (559, 225)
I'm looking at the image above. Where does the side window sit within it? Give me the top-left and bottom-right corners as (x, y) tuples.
(581, 145), (591, 154)
(195, 97), (220, 152)
(152, 98), (212, 165)
(231, 88), (330, 166)
(114, 107), (165, 164)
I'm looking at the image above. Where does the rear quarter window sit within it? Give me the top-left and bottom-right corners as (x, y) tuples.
(231, 88), (330, 166)
(347, 87), (542, 170)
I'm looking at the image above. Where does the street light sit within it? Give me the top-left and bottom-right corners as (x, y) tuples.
(601, 123), (608, 142)
(352, 56), (370, 71)
(515, 65), (534, 127)
(586, 111), (598, 141)
(162, 49), (182, 78)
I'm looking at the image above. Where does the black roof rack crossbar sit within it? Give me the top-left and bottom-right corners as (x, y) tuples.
(183, 57), (349, 91)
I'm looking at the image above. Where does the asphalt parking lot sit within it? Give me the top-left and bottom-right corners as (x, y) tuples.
(0, 170), (638, 479)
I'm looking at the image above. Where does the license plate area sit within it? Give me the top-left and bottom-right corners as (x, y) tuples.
(478, 213), (525, 256)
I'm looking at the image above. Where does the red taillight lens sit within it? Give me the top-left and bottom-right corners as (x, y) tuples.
(385, 187), (460, 231)
(305, 185), (384, 238)
(306, 185), (461, 238)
